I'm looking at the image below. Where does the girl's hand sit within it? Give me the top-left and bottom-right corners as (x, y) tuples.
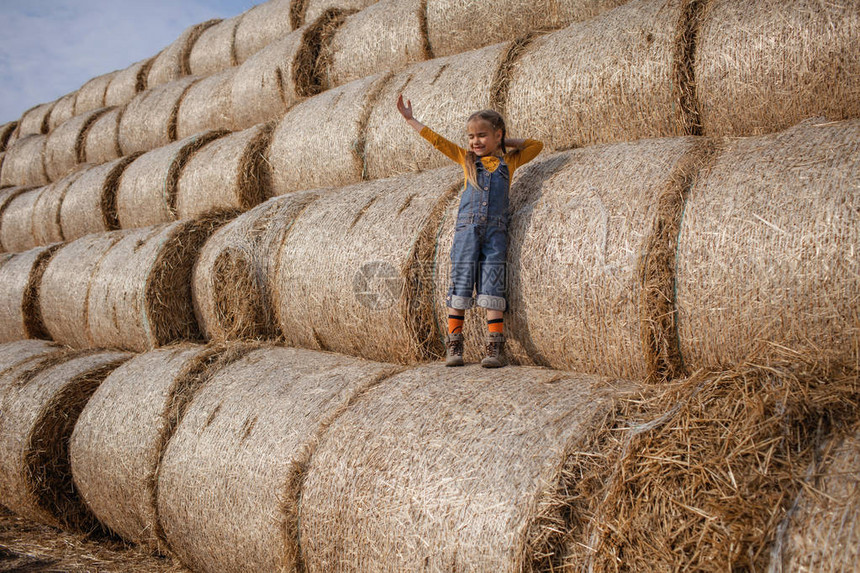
(397, 94), (414, 120)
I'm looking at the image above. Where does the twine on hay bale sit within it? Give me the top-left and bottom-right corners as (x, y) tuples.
(70, 342), (260, 550)
(230, 8), (349, 130)
(275, 167), (459, 363)
(0, 349), (131, 530)
(16, 103), (55, 137)
(189, 15), (241, 76)
(0, 245), (59, 343)
(192, 190), (321, 341)
(293, 0), (377, 28)
(269, 72), (390, 195)
(60, 154), (140, 242)
(105, 58), (154, 108)
(696, 0), (860, 137)
(116, 129), (228, 229)
(363, 41), (511, 180)
(299, 363), (637, 572)
(82, 106), (124, 165)
(147, 20), (220, 88)
(176, 123), (272, 220)
(675, 119), (860, 373)
(175, 68), (237, 139)
(1, 122), (18, 152)
(321, 0), (430, 88)
(47, 93), (78, 132)
(44, 108), (110, 182)
(561, 359), (860, 572)
(118, 75), (199, 156)
(506, 0), (691, 152)
(74, 72), (118, 116)
(39, 232), (124, 348)
(31, 170), (87, 245)
(157, 345), (401, 573)
(86, 213), (235, 352)
(233, 0), (292, 65)
(0, 135), (49, 188)
(0, 188), (42, 253)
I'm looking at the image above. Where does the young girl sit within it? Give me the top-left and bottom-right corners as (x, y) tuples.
(397, 95), (543, 367)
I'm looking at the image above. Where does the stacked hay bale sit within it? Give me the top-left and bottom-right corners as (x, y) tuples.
(0, 188), (42, 252)
(47, 93), (78, 132)
(0, 135), (49, 187)
(31, 170), (86, 245)
(1, 122), (18, 151)
(44, 108), (110, 182)
(74, 72), (118, 117)
(105, 58), (154, 108)
(176, 68), (237, 138)
(82, 107), (124, 164)
(0, 245), (58, 343)
(0, 187), (34, 250)
(147, 20), (220, 87)
(293, 0), (378, 28)
(15, 103), (54, 138)
(188, 16), (242, 76)
(234, 0), (293, 64)
(118, 76), (199, 156)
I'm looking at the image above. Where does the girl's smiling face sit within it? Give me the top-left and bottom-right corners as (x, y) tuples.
(467, 118), (503, 157)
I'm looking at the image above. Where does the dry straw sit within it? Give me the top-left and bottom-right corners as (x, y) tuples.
(0, 135), (49, 188)
(16, 102), (55, 137)
(74, 72), (118, 116)
(230, 8), (348, 130)
(105, 58), (154, 107)
(39, 231), (123, 348)
(363, 41), (511, 180)
(192, 190), (321, 341)
(426, 0), (628, 57)
(175, 68), (237, 139)
(31, 170), (87, 245)
(0, 187), (34, 252)
(86, 214), (234, 352)
(269, 72), (390, 195)
(0, 188), (42, 252)
(1, 122), (18, 151)
(60, 154), (140, 242)
(0, 350), (131, 531)
(506, 0), (690, 152)
(116, 129), (227, 229)
(175, 123), (272, 220)
(70, 343), (258, 550)
(233, 0), (292, 65)
(0, 340), (62, 375)
(768, 424), (860, 572)
(299, 363), (637, 572)
(189, 15), (241, 76)
(561, 360), (860, 572)
(47, 93), (78, 132)
(0, 245), (59, 342)
(675, 119), (860, 373)
(44, 108), (110, 182)
(118, 75), (199, 156)
(696, 0), (860, 137)
(157, 345), (401, 573)
(83, 106), (124, 164)
(321, 0), (430, 88)
(275, 167), (460, 363)
(295, 0), (377, 28)
(147, 20), (220, 87)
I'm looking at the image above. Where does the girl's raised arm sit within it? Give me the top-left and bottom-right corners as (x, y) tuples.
(397, 94), (466, 165)
(397, 94), (424, 133)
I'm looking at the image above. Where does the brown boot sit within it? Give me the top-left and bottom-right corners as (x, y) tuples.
(445, 333), (464, 366)
(481, 332), (505, 368)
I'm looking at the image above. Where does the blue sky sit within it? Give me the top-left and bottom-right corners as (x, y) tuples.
(0, 0), (259, 124)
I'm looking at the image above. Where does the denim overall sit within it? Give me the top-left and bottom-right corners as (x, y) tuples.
(446, 155), (510, 311)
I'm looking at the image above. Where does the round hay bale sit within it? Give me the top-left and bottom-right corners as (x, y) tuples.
(230, 9), (348, 130)
(506, 0), (689, 152)
(116, 130), (228, 229)
(74, 72), (118, 116)
(192, 190), (321, 341)
(175, 68), (237, 139)
(176, 124), (272, 220)
(675, 119), (860, 372)
(39, 232), (124, 348)
(44, 108), (110, 182)
(0, 135), (49, 188)
(426, 0), (628, 57)
(47, 92), (78, 133)
(0, 245), (59, 343)
(0, 186), (34, 252)
(0, 340), (62, 376)
(275, 167), (459, 363)
(0, 349), (130, 529)
(17, 102), (55, 137)
(233, 0), (293, 65)
(157, 345), (401, 573)
(1, 121), (19, 152)
(86, 214), (234, 352)
(297, 0), (377, 28)
(82, 106), (124, 165)
(147, 20), (220, 88)
(269, 72), (390, 195)
(363, 41), (510, 180)
(105, 58), (154, 108)
(118, 75), (199, 156)
(189, 15), (241, 76)
(432, 138), (710, 379)
(696, 0), (860, 137)
(31, 170), (86, 245)
(0, 188), (41, 252)
(770, 424), (860, 572)
(70, 342), (258, 550)
(299, 363), (636, 572)
(59, 155), (141, 242)
(321, 0), (429, 88)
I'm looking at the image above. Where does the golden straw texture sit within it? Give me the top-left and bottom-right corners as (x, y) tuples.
(44, 108), (109, 182)
(105, 58), (154, 108)
(175, 68), (237, 139)
(47, 93), (78, 132)
(189, 15), (241, 76)
(233, 0), (292, 64)
(74, 72), (118, 116)
(31, 170), (85, 245)
(16, 103), (55, 137)
(0, 188), (41, 252)
(0, 245), (58, 342)
(147, 20), (220, 87)
(0, 340), (61, 375)
(60, 155), (139, 241)
(118, 75), (199, 156)
(1, 122), (18, 151)
(300, 0), (376, 27)
(0, 135), (49, 188)
(82, 107), (124, 164)
(157, 345), (401, 573)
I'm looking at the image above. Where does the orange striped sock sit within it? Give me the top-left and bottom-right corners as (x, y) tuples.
(448, 314), (464, 335)
(488, 318), (504, 334)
